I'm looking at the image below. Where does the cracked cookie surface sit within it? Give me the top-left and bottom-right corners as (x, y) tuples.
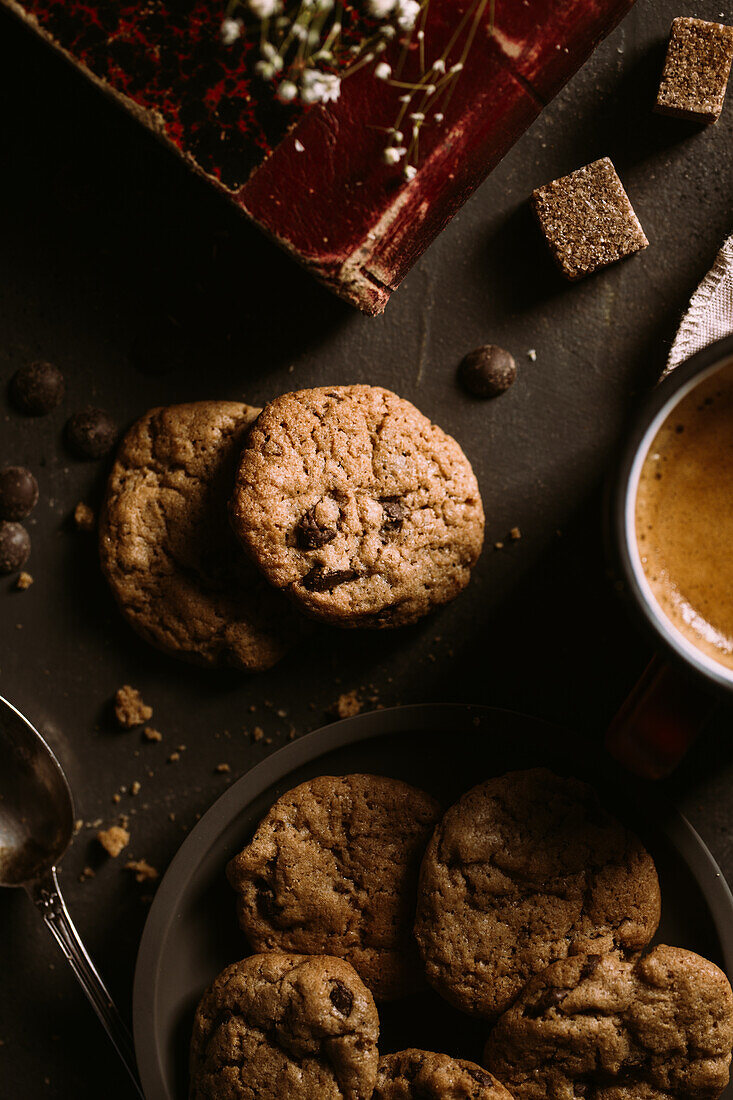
(100, 401), (299, 671)
(190, 953), (379, 1100)
(226, 774), (442, 1001)
(414, 768), (660, 1018)
(228, 386), (484, 627)
(375, 1049), (515, 1099)
(484, 947), (733, 1100)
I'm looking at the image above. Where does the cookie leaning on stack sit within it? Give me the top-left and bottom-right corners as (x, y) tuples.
(414, 768), (661, 1019)
(484, 946), (733, 1100)
(226, 774), (442, 1001)
(229, 385), (485, 628)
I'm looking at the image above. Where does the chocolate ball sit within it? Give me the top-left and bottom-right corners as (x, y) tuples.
(9, 361), (65, 416)
(0, 467), (39, 521)
(65, 406), (118, 460)
(458, 345), (517, 398)
(0, 522), (31, 573)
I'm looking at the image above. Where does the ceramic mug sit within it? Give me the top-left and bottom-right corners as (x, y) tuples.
(607, 333), (733, 778)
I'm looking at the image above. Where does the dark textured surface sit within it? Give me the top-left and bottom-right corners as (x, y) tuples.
(0, 0), (732, 1095)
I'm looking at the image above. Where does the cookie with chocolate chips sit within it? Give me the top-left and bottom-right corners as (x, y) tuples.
(414, 768), (661, 1019)
(484, 947), (733, 1100)
(100, 401), (300, 671)
(375, 1050), (514, 1100)
(229, 385), (484, 627)
(190, 953), (379, 1100)
(226, 774), (442, 1001)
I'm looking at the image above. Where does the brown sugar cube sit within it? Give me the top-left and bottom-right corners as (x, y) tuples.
(532, 157), (649, 280)
(114, 685), (153, 729)
(656, 18), (733, 124)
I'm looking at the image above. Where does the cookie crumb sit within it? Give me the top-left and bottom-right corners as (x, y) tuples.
(124, 858), (158, 883)
(494, 541), (504, 551)
(112, 793), (121, 804)
(331, 690), (363, 719)
(509, 526), (522, 540)
(79, 866), (95, 882)
(167, 751), (181, 763)
(97, 825), (130, 858)
(130, 781), (141, 796)
(143, 726), (162, 742)
(73, 502), (95, 531)
(251, 726), (264, 742)
(527, 348), (537, 362)
(114, 685), (153, 729)
(215, 763), (231, 774)
(15, 571), (33, 590)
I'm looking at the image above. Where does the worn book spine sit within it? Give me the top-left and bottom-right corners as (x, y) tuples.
(2, 0), (637, 313)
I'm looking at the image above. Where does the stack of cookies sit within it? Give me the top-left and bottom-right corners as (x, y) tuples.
(189, 768), (733, 1099)
(99, 386), (485, 670)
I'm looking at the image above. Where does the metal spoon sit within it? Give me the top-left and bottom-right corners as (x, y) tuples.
(0, 694), (144, 1097)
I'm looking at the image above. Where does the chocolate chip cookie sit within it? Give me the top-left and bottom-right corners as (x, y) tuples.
(484, 947), (733, 1100)
(100, 401), (299, 671)
(414, 768), (660, 1018)
(375, 1050), (514, 1100)
(226, 774), (442, 1001)
(190, 953), (379, 1100)
(229, 386), (484, 627)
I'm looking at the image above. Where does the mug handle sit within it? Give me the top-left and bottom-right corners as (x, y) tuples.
(605, 654), (718, 778)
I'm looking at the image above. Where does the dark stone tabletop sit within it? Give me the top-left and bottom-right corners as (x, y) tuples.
(1, 0), (732, 1095)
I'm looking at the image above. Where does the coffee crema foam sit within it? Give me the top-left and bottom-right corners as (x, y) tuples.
(635, 359), (733, 672)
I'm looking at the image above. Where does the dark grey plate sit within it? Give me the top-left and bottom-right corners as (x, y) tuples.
(133, 705), (733, 1100)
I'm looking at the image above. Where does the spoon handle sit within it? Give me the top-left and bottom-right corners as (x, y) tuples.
(28, 867), (145, 1099)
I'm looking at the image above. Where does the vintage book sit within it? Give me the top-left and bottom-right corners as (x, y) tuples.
(2, 0), (636, 313)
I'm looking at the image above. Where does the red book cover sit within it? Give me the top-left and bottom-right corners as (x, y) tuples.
(2, 0), (636, 312)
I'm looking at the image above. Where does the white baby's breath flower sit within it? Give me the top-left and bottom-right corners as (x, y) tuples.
(248, 0), (281, 18)
(367, 0), (397, 18)
(300, 69), (341, 104)
(220, 18), (243, 44)
(382, 145), (406, 164)
(277, 80), (298, 102)
(404, 164), (417, 180)
(374, 62), (392, 80)
(255, 59), (276, 79)
(395, 0), (420, 31)
(432, 58), (446, 74)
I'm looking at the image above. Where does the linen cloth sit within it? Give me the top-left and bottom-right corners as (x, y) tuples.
(667, 233), (733, 371)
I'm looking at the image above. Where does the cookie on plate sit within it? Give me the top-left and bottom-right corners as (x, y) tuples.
(375, 1050), (514, 1099)
(484, 947), (733, 1100)
(226, 773), (441, 1001)
(229, 385), (484, 627)
(100, 401), (299, 671)
(190, 953), (379, 1100)
(414, 768), (660, 1018)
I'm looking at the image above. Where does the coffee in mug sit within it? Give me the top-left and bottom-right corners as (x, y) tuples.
(635, 358), (733, 672)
